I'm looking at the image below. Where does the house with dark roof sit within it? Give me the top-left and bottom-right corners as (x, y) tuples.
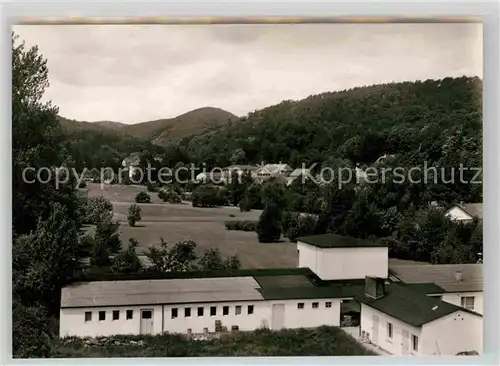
(358, 278), (482, 356)
(389, 263), (483, 314)
(444, 202), (483, 222)
(59, 234), (483, 355)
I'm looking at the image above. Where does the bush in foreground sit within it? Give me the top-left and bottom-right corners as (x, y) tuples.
(50, 326), (376, 357)
(224, 220), (258, 232)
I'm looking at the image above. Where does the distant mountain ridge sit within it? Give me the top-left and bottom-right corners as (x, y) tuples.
(58, 107), (239, 145)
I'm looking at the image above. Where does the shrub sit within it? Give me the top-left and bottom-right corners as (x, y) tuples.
(83, 196), (113, 225)
(127, 204), (142, 227)
(135, 192), (151, 203)
(287, 214), (318, 242)
(192, 185), (226, 207)
(225, 220), (258, 232)
(111, 238), (143, 274)
(158, 189), (182, 204)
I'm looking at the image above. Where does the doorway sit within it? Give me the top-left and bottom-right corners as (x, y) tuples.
(271, 304), (285, 330)
(140, 309), (154, 334)
(402, 330), (409, 355)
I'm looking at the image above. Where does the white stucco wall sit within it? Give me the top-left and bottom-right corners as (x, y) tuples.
(421, 311), (483, 355)
(360, 304), (422, 356)
(445, 207), (473, 222)
(60, 305), (163, 338)
(360, 304), (483, 356)
(297, 242), (388, 280)
(441, 292), (483, 315)
(60, 299), (342, 338)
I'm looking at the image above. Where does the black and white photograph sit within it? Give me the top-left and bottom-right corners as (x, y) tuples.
(12, 21), (483, 358)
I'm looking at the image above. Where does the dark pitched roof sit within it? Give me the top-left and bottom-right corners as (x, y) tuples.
(389, 263), (483, 292)
(258, 279), (366, 301)
(297, 234), (386, 249)
(398, 282), (445, 295)
(356, 283), (481, 327)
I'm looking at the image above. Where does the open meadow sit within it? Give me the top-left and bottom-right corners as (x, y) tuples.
(85, 183), (298, 268)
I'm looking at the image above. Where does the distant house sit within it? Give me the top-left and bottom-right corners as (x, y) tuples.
(445, 203), (483, 223)
(389, 263), (483, 315)
(255, 163), (293, 183)
(121, 153), (142, 180)
(195, 171), (224, 184)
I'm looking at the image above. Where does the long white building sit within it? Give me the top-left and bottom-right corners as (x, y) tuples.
(59, 233), (483, 356)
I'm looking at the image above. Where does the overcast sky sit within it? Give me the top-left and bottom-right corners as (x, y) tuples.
(14, 23), (482, 124)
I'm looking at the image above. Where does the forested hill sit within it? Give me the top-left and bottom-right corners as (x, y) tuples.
(177, 76), (482, 169)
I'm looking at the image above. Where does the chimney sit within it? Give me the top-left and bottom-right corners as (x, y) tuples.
(365, 276), (386, 299)
(454, 270), (463, 282)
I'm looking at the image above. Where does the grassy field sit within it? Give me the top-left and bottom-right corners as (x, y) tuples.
(51, 326), (376, 357)
(85, 183), (298, 268)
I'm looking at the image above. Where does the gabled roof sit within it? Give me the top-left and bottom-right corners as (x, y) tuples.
(389, 263), (483, 292)
(297, 234), (387, 249)
(357, 283), (481, 327)
(61, 277), (264, 308)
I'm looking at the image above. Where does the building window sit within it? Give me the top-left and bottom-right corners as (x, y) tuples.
(142, 310), (152, 319)
(297, 303), (304, 309)
(235, 305), (242, 315)
(387, 322), (393, 338)
(85, 311), (92, 322)
(112, 310), (120, 320)
(210, 306), (217, 316)
(197, 307), (204, 317)
(99, 311), (106, 321)
(185, 308), (191, 317)
(223, 306), (229, 315)
(171, 308), (178, 319)
(248, 305), (254, 315)
(126, 310), (133, 320)
(312, 302), (319, 309)
(461, 296), (475, 310)
(412, 335), (419, 351)
(325, 302), (332, 308)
